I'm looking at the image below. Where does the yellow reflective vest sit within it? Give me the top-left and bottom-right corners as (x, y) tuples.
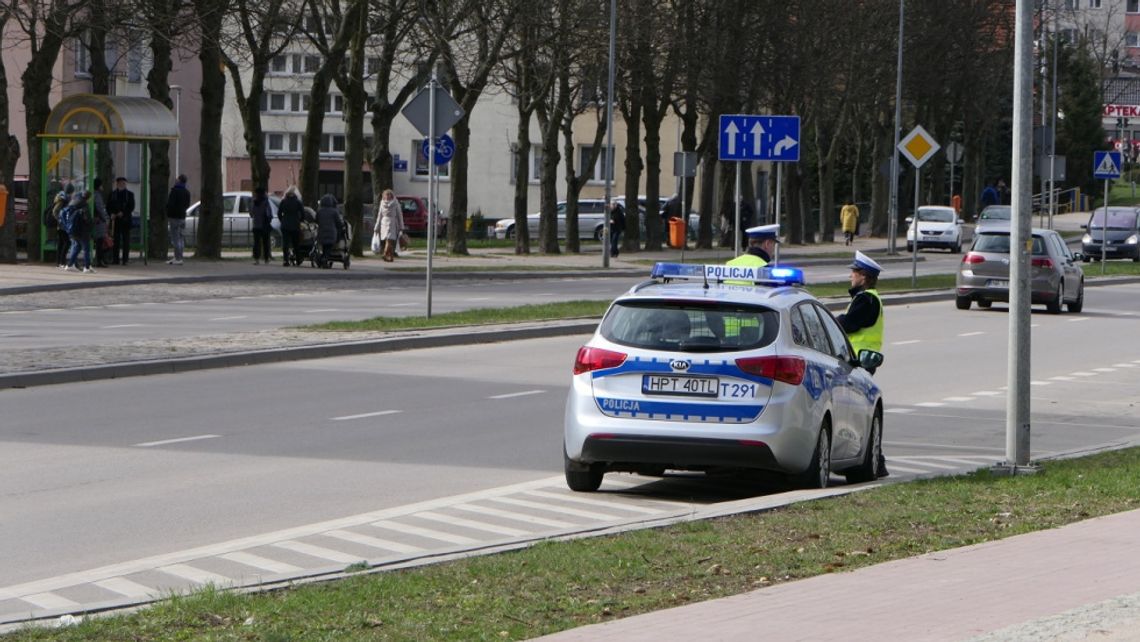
(846, 288), (883, 354)
(724, 252), (767, 285)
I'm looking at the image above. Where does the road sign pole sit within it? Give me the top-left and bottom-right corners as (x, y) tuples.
(734, 162), (742, 255)
(426, 74), (436, 318)
(774, 164), (782, 265)
(1103, 178), (1108, 274)
(912, 169), (919, 288)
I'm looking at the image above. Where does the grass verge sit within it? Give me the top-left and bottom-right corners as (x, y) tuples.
(11, 447), (1139, 641)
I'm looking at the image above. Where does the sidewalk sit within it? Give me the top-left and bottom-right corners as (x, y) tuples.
(536, 508), (1140, 641)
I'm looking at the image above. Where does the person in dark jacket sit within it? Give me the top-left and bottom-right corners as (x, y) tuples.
(108, 176), (135, 265)
(64, 191), (94, 273)
(277, 186), (305, 266)
(315, 194), (343, 265)
(52, 184), (75, 267)
(249, 186), (273, 265)
(609, 201), (625, 257)
(165, 174), (190, 265)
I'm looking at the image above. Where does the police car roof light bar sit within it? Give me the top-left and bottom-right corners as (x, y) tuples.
(649, 262), (804, 286)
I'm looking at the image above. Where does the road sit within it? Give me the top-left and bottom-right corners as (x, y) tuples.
(3, 282), (1137, 623)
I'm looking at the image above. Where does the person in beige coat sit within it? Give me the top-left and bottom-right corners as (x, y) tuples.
(374, 189), (404, 262)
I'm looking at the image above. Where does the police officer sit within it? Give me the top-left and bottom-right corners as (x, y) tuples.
(837, 250), (887, 477)
(727, 223), (779, 271)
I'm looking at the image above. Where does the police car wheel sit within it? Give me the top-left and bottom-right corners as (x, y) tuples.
(845, 411), (882, 484)
(564, 450), (603, 492)
(798, 422), (832, 489)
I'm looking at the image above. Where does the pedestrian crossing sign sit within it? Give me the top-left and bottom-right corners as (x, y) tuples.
(1093, 151), (1122, 180)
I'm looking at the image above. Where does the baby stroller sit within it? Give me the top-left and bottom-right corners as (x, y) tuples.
(307, 218), (352, 269)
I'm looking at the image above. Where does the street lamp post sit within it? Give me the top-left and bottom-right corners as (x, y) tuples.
(888, 0), (904, 254)
(603, 0), (615, 268)
(170, 85), (182, 178)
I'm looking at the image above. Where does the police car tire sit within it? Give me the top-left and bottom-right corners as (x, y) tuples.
(845, 411), (882, 484)
(564, 450), (603, 492)
(798, 422), (832, 490)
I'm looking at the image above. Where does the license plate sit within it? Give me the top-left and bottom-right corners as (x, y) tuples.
(987, 279), (1008, 288)
(923, 235), (939, 241)
(642, 374), (719, 398)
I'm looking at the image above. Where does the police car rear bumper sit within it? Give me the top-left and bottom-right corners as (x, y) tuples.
(579, 434), (779, 472)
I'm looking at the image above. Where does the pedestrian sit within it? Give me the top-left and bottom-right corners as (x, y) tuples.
(91, 178), (110, 268)
(373, 189), (403, 262)
(316, 193), (345, 265)
(51, 183), (74, 267)
(840, 200), (860, 246)
(738, 199), (755, 247)
(997, 178), (1009, 205)
(249, 186), (273, 265)
(277, 186), (305, 266)
(165, 174), (190, 265)
(108, 176), (135, 266)
(609, 200), (625, 257)
(63, 191), (94, 273)
(980, 180), (999, 209)
(836, 250), (888, 476)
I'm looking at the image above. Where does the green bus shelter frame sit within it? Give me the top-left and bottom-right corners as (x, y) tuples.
(39, 94), (179, 265)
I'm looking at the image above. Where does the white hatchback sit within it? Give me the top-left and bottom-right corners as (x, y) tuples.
(563, 263), (885, 492)
(906, 205), (964, 253)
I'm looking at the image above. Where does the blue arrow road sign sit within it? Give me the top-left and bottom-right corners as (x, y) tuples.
(1094, 150), (1122, 180)
(718, 114), (800, 162)
(421, 134), (455, 166)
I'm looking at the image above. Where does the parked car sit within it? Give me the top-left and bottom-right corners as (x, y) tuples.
(362, 195), (447, 238)
(977, 204), (1011, 225)
(955, 224), (1084, 314)
(493, 199), (609, 241)
(1080, 206), (1140, 262)
(183, 192), (281, 248)
(906, 205), (963, 253)
(563, 262), (885, 491)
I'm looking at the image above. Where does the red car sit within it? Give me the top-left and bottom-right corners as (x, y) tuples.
(365, 195), (446, 237)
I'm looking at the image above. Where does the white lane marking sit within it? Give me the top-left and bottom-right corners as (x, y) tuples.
(134, 434), (220, 448)
(322, 529), (423, 555)
(330, 410), (402, 421)
(892, 340), (921, 345)
(415, 511), (530, 537)
(157, 564), (231, 586)
(219, 552), (302, 574)
(1067, 317), (1091, 322)
(101, 323), (144, 329)
(209, 315), (248, 321)
(970, 391), (1002, 396)
(272, 540), (369, 563)
(488, 496), (626, 521)
(451, 503), (575, 528)
(535, 293), (556, 297)
(464, 297), (492, 302)
(914, 402), (946, 408)
(488, 390), (546, 400)
(1094, 368), (1117, 373)
(93, 577), (155, 598)
(885, 441), (1006, 453)
(890, 457), (961, 470)
(1030, 381), (1053, 386)
(881, 463), (927, 474)
(1071, 372), (1098, 377)
(957, 331), (984, 337)
(370, 520), (478, 545)
(390, 302), (418, 307)
(304, 309), (340, 313)
(885, 408), (915, 414)
(1133, 360), (1140, 364)
(21, 592), (80, 610)
(522, 490), (668, 515)
(1112, 363), (1137, 368)
(1051, 376), (1075, 381)
(942, 396), (975, 402)
(937, 457), (998, 467)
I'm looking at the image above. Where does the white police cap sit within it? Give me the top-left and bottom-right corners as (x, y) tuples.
(745, 223), (780, 242)
(848, 250), (883, 276)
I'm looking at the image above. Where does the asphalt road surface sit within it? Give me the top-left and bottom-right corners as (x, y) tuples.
(2, 283), (1138, 623)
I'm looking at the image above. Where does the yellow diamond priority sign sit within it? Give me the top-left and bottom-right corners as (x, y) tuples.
(899, 125), (940, 168)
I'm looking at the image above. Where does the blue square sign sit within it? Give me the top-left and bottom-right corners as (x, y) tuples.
(718, 114), (800, 162)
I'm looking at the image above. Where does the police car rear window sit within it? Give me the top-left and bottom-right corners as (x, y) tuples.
(600, 301), (778, 352)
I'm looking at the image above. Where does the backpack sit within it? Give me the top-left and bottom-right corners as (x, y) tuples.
(58, 205), (75, 235)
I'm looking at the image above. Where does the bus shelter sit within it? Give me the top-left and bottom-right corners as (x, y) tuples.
(39, 94), (179, 264)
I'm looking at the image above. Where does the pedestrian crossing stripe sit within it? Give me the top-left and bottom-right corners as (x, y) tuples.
(1095, 152), (1121, 178)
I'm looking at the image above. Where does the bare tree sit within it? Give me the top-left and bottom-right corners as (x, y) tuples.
(143, 0), (186, 259)
(0, 7), (20, 263)
(193, 0), (230, 257)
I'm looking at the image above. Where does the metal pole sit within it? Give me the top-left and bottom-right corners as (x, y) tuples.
(680, 163), (687, 263)
(1102, 179), (1108, 274)
(774, 163), (782, 265)
(426, 74), (436, 318)
(734, 162), (741, 255)
(949, 159), (955, 208)
(888, 0), (905, 255)
(1005, 0), (1033, 470)
(1049, 3), (1058, 231)
(603, 0), (615, 268)
(911, 169), (918, 288)
(171, 85), (182, 179)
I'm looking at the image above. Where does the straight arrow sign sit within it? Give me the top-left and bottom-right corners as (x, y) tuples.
(725, 121), (739, 156)
(751, 121), (765, 156)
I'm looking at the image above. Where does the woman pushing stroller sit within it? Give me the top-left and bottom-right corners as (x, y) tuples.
(315, 194), (347, 265)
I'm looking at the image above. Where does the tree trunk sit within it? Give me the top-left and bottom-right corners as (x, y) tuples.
(146, 2), (177, 260)
(340, 14), (367, 255)
(642, 100), (664, 251)
(301, 72), (335, 207)
(537, 107), (561, 254)
(621, 98), (643, 252)
(195, 0), (227, 258)
(512, 111), (532, 255)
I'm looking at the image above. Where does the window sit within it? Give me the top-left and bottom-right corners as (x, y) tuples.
(510, 144), (544, 183)
(600, 302), (779, 351)
(304, 55), (321, 74)
(1128, 32), (1140, 47)
(413, 139), (450, 178)
(793, 303), (834, 356)
(126, 143), (143, 182)
(579, 145), (614, 182)
(1089, 0), (1102, 8)
(266, 133), (286, 152)
(291, 94), (301, 111)
(291, 54), (302, 73)
(289, 133), (300, 153)
(320, 134), (347, 155)
(271, 55), (287, 73)
(126, 38), (144, 83)
(366, 57), (381, 76)
(74, 33), (90, 77)
(1130, 0), (1140, 13)
(326, 94), (344, 114)
(1059, 28), (1078, 44)
(270, 93), (286, 111)
(812, 304), (853, 362)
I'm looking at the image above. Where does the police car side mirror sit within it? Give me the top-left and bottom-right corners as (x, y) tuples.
(857, 349), (884, 371)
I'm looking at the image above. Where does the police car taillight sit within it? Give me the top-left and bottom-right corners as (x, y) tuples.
(735, 355), (805, 385)
(573, 346), (627, 374)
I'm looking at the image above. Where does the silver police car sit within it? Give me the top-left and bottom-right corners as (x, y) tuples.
(563, 263), (885, 492)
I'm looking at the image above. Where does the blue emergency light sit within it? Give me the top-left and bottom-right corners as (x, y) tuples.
(650, 262), (804, 286)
